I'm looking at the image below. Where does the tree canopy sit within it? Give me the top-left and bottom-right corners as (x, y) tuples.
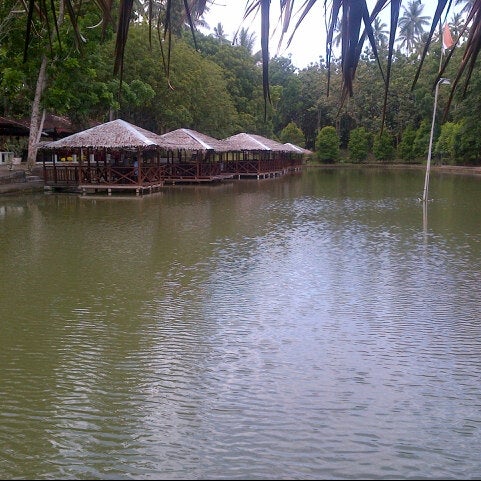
(14, 1), (481, 125)
(3, 0), (481, 166)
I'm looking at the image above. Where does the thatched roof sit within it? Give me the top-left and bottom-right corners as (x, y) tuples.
(222, 133), (290, 151)
(0, 116), (30, 136)
(40, 119), (177, 150)
(283, 142), (313, 154)
(160, 128), (229, 151)
(2, 113), (85, 139)
(39, 114), (77, 139)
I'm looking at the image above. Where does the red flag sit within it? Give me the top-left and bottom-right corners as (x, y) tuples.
(443, 23), (454, 50)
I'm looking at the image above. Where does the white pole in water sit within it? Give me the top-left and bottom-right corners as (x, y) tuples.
(422, 77), (450, 203)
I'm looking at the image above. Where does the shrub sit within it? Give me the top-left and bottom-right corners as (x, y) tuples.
(373, 131), (394, 162)
(315, 126), (340, 163)
(348, 127), (369, 163)
(279, 122), (306, 147)
(434, 121), (460, 165)
(398, 125), (417, 163)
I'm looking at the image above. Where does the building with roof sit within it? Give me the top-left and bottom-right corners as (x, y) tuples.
(39, 119), (178, 195)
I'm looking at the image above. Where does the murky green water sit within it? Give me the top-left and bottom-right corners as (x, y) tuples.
(1, 167), (480, 479)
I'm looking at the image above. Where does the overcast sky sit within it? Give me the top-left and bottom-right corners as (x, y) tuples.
(201, 1), (326, 69)
(201, 1), (444, 69)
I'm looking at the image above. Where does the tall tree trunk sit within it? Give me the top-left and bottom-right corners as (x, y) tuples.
(27, 55), (47, 170)
(26, 1), (64, 171)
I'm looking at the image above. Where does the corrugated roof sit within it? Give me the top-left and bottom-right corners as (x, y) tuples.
(40, 119), (177, 150)
(222, 133), (290, 151)
(160, 128), (230, 151)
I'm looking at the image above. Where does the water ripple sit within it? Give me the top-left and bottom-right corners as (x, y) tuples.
(1, 169), (481, 479)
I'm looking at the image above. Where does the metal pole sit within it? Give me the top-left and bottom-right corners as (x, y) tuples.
(422, 78), (449, 203)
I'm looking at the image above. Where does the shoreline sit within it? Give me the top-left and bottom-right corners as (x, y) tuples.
(0, 163), (45, 195)
(1, 162), (480, 196)
(306, 162), (481, 176)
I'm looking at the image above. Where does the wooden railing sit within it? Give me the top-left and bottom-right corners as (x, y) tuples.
(223, 158), (289, 175)
(41, 158), (304, 188)
(43, 164), (79, 185)
(163, 162), (224, 179)
(43, 164), (166, 186)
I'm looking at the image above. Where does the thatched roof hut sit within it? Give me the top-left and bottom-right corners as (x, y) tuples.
(159, 128), (229, 151)
(222, 132), (290, 152)
(283, 142), (312, 155)
(40, 119), (176, 150)
(38, 114), (77, 140)
(0, 116), (30, 137)
(15, 113), (78, 140)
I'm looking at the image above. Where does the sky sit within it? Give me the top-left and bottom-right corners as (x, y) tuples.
(201, 1), (327, 69)
(201, 1), (444, 70)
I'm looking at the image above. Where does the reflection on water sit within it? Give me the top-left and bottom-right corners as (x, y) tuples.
(1, 167), (481, 480)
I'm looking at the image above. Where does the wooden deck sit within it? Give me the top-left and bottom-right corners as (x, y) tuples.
(41, 156), (306, 195)
(164, 173), (235, 184)
(78, 182), (164, 196)
(162, 162), (234, 184)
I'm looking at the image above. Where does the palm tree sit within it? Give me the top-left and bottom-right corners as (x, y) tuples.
(455, 0), (475, 17)
(213, 22), (229, 43)
(449, 12), (467, 43)
(14, 0), (481, 127)
(373, 17), (389, 51)
(398, 1), (431, 54)
(235, 27), (256, 52)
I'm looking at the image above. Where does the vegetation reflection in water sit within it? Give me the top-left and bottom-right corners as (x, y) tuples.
(1, 167), (480, 480)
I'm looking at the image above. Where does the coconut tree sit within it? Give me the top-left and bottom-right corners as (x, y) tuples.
(373, 17), (389, 50)
(397, 0), (431, 54)
(449, 12), (465, 43)
(235, 27), (256, 53)
(214, 22), (229, 43)
(13, 0), (481, 130)
(455, 0), (475, 17)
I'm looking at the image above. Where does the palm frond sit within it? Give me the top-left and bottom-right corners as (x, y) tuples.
(19, 0), (481, 131)
(443, 0), (481, 117)
(411, 0), (451, 90)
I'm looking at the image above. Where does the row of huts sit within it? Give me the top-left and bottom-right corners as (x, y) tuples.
(38, 119), (311, 196)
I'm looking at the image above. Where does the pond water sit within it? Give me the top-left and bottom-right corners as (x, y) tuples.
(1, 166), (480, 480)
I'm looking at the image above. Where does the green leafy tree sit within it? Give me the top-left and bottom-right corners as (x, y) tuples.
(455, 119), (481, 164)
(348, 127), (369, 163)
(269, 56), (303, 136)
(434, 121), (460, 164)
(373, 131), (394, 162)
(279, 122), (305, 147)
(315, 126), (339, 163)
(15, 0), (481, 145)
(214, 22), (229, 43)
(102, 25), (239, 137)
(296, 63), (339, 150)
(195, 33), (270, 135)
(372, 18), (389, 51)
(398, 125), (418, 163)
(412, 120), (431, 159)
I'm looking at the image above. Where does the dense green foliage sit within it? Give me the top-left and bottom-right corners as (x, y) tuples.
(373, 131), (395, 162)
(348, 127), (369, 163)
(398, 126), (418, 163)
(315, 126), (340, 162)
(434, 122), (460, 165)
(1, 1), (481, 165)
(279, 122), (305, 147)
